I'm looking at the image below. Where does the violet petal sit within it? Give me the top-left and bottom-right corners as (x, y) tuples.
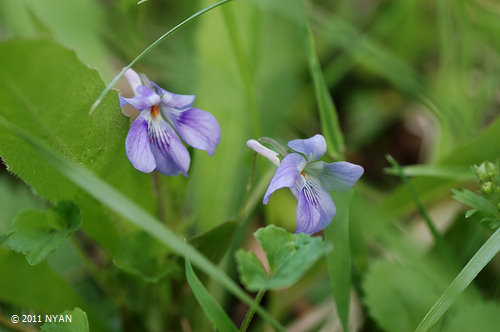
(166, 108), (221, 155)
(307, 161), (364, 192)
(125, 115), (156, 173)
(263, 153), (306, 204)
(149, 120), (190, 176)
(120, 86), (161, 111)
(288, 134), (327, 162)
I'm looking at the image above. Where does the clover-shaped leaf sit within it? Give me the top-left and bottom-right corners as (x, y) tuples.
(235, 225), (331, 291)
(3, 201), (81, 265)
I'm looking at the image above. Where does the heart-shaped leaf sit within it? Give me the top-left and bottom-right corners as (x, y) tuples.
(4, 201), (80, 265)
(236, 225), (331, 291)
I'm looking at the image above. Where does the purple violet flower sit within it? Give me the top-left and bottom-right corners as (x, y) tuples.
(247, 135), (363, 234)
(119, 69), (221, 176)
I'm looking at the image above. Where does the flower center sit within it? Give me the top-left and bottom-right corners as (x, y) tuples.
(151, 104), (160, 117)
(301, 170), (306, 177)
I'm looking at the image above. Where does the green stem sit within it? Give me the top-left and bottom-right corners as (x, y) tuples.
(240, 290), (266, 332)
(386, 155), (457, 264)
(89, 0), (235, 114)
(151, 172), (167, 225)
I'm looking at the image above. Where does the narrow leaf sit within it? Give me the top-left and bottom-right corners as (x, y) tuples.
(0, 115), (285, 331)
(325, 190), (353, 332)
(185, 257), (238, 332)
(295, 0), (344, 159)
(416, 227), (500, 331)
(452, 189), (499, 217)
(384, 164), (474, 180)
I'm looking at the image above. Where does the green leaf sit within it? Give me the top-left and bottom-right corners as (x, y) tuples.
(364, 260), (444, 332)
(452, 189), (499, 217)
(4, 201), (80, 265)
(40, 307), (89, 332)
(325, 190), (353, 332)
(189, 221), (237, 264)
(0, 248), (107, 331)
(113, 231), (172, 283)
(0, 39), (158, 254)
(296, 0), (344, 159)
(185, 257), (238, 332)
(0, 175), (44, 234)
(236, 225), (331, 291)
(416, 227), (500, 331)
(0, 233), (10, 244)
(0, 114), (285, 331)
(443, 302), (500, 332)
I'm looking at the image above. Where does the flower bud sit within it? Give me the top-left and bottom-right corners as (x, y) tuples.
(474, 162), (498, 182)
(485, 161), (498, 178)
(481, 182), (494, 194)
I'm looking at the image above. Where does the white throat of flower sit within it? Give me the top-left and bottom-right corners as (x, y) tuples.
(247, 140), (280, 167)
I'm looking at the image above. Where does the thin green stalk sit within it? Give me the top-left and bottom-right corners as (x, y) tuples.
(296, 0), (345, 160)
(416, 227), (500, 331)
(240, 290), (266, 332)
(386, 156), (457, 265)
(258, 137), (287, 157)
(151, 171), (167, 224)
(89, 0), (235, 114)
(387, 156), (441, 241)
(221, 5), (261, 137)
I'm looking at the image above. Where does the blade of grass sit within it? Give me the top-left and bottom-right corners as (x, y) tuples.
(386, 155), (459, 268)
(416, 226), (500, 331)
(185, 257), (238, 332)
(324, 190), (353, 332)
(295, 0), (345, 160)
(89, 0), (235, 114)
(384, 164), (474, 181)
(0, 114), (285, 332)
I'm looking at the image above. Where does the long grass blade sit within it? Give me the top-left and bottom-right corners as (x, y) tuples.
(416, 227), (500, 331)
(0, 114), (285, 332)
(89, 0), (235, 114)
(295, 0), (345, 159)
(325, 190), (353, 332)
(185, 257), (238, 332)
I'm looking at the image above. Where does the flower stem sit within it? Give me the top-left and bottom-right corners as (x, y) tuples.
(240, 290), (266, 332)
(152, 172), (167, 224)
(258, 137), (288, 157)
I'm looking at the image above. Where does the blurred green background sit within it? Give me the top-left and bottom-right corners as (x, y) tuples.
(0, 0), (500, 331)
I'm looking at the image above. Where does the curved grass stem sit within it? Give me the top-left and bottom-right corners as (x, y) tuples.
(89, 0), (235, 114)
